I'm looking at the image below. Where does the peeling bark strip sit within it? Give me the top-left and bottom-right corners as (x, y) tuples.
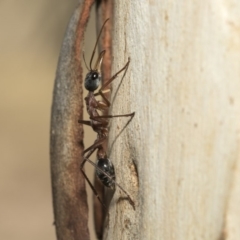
(50, 1), (94, 240)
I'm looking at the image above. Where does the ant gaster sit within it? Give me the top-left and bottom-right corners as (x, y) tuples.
(78, 19), (135, 209)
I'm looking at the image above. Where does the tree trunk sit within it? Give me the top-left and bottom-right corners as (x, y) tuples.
(104, 1), (240, 239)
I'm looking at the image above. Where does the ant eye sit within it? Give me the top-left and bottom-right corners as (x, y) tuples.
(92, 72), (98, 80)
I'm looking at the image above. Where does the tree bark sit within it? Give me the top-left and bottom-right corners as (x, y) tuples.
(103, 1), (240, 239)
(50, 1), (94, 240)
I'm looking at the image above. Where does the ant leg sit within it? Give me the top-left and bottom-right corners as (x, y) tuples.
(80, 138), (107, 207)
(94, 58), (131, 108)
(78, 120), (91, 126)
(78, 117), (109, 127)
(81, 167), (106, 208)
(99, 58), (130, 92)
(78, 109), (134, 126)
(83, 138), (106, 156)
(91, 112), (135, 120)
(96, 92), (111, 108)
(96, 100), (109, 111)
(88, 113), (134, 127)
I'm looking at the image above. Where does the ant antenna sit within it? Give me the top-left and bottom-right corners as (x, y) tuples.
(89, 18), (109, 70)
(82, 51), (90, 71)
(93, 50), (106, 71)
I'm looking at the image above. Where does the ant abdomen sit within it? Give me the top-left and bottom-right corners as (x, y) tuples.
(96, 158), (115, 189)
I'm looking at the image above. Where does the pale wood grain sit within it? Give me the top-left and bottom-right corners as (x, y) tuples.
(104, 1), (240, 239)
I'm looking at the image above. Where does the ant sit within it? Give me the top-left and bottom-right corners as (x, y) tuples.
(78, 19), (135, 210)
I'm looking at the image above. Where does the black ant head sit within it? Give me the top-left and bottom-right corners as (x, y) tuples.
(84, 70), (101, 91)
(83, 19), (109, 92)
(84, 49), (105, 92)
